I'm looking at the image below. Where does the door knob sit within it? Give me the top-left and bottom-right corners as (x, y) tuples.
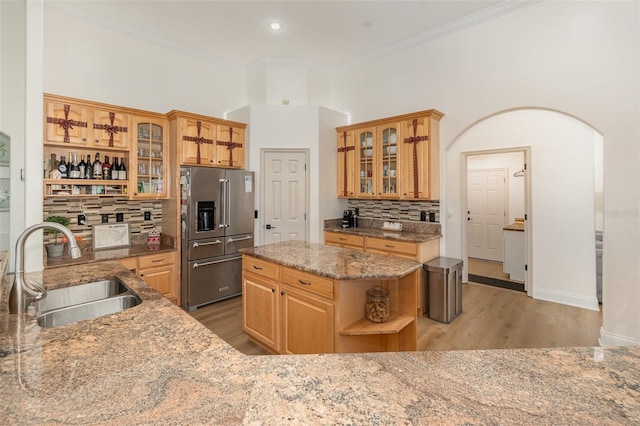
(266, 224), (276, 229)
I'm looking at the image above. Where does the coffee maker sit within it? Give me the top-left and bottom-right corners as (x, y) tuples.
(342, 209), (356, 228)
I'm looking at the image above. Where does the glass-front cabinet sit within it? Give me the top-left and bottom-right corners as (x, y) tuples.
(355, 127), (376, 197)
(132, 115), (168, 199)
(378, 125), (399, 198)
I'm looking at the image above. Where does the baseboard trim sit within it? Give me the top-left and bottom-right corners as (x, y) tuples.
(468, 274), (525, 292)
(532, 287), (600, 311)
(599, 327), (640, 347)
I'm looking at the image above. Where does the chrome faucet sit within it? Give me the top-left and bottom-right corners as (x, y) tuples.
(9, 221), (81, 314)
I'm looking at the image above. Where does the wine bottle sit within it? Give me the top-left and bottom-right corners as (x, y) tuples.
(93, 152), (102, 180)
(78, 154), (86, 179)
(84, 154), (93, 179)
(112, 157), (120, 180)
(69, 152), (81, 179)
(58, 155), (68, 178)
(102, 155), (111, 180)
(119, 157), (127, 180)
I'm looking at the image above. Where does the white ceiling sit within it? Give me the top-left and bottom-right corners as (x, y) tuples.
(46, 1), (536, 69)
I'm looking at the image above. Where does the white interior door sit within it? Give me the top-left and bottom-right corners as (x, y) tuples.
(262, 150), (307, 244)
(467, 169), (507, 262)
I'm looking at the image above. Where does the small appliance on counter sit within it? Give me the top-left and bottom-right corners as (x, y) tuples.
(342, 209), (356, 228)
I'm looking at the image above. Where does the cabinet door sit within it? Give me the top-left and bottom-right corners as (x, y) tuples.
(92, 109), (129, 149)
(281, 285), (334, 354)
(376, 123), (400, 198)
(44, 101), (90, 146)
(215, 125), (245, 169)
(337, 130), (356, 197)
(139, 252), (178, 304)
(354, 127), (376, 197)
(400, 117), (430, 199)
(242, 272), (280, 352)
(132, 116), (168, 198)
(180, 118), (216, 166)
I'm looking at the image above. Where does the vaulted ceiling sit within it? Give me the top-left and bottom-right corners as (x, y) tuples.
(46, 1), (536, 69)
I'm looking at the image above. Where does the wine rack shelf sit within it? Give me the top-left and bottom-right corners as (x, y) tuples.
(44, 179), (128, 197)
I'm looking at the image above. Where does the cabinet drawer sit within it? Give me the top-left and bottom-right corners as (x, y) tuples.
(366, 237), (417, 258)
(281, 267), (334, 300)
(243, 256), (280, 280)
(324, 232), (364, 248)
(139, 251), (176, 269)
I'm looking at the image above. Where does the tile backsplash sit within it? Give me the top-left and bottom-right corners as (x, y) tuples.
(347, 199), (440, 223)
(43, 197), (162, 244)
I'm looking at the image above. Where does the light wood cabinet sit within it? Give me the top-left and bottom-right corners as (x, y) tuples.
(399, 115), (441, 200)
(337, 129), (356, 197)
(45, 100), (90, 147)
(215, 124), (246, 169)
(324, 231), (364, 251)
(281, 285), (334, 354)
(118, 251), (179, 305)
(243, 253), (419, 354)
(336, 109), (443, 200)
(92, 108), (129, 149)
(168, 111), (247, 168)
(131, 114), (169, 198)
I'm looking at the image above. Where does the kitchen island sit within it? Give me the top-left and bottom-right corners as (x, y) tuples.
(1, 252), (639, 424)
(240, 241), (422, 354)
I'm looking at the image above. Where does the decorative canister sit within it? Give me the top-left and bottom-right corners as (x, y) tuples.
(365, 285), (390, 323)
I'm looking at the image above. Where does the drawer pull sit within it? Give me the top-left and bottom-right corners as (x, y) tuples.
(228, 235), (253, 243)
(151, 259), (164, 263)
(339, 237), (347, 241)
(384, 244), (395, 248)
(298, 279), (311, 286)
(193, 240), (222, 248)
(253, 265), (263, 270)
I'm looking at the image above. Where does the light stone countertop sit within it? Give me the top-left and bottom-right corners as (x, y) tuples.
(1, 252), (639, 424)
(240, 240), (422, 280)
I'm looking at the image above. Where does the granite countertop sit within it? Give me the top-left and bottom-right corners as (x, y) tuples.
(45, 240), (176, 269)
(240, 240), (422, 280)
(324, 224), (442, 243)
(1, 254), (639, 424)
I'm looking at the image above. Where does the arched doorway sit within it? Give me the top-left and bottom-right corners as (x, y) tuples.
(445, 108), (602, 311)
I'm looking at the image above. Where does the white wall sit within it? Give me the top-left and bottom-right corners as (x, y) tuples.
(229, 105), (347, 246)
(454, 110), (599, 310)
(467, 151), (525, 224)
(43, 7), (246, 116)
(331, 1), (639, 343)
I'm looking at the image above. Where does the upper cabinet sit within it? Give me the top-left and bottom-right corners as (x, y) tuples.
(337, 109), (443, 201)
(45, 100), (90, 146)
(215, 124), (246, 169)
(336, 130), (356, 197)
(92, 109), (129, 149)
(167, 111), (247, 169)
(131, 114), (169, 199)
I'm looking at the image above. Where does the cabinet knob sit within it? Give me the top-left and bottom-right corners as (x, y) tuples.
(280, 291), (285, 296)
(272, 288), (276, 293)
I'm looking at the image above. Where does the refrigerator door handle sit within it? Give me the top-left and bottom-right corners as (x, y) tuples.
(226, 178), (231, 228)
(227, 235), (253, 243)
(192, 240), (223, 248)
(219, 178), (226, 228)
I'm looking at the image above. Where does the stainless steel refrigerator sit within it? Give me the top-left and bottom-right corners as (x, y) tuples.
(180, 166), (255, 311)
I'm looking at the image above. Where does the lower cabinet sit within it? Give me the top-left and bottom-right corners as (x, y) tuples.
(242, 271), (280, 352)
(323, 232), (364, 251)
(118, 251), (178, 305)
(242, 257), (335, 354)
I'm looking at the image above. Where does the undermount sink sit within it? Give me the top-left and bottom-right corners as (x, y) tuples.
(35, 278), (141, 328)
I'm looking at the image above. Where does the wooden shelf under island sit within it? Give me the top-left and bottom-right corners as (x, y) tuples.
(239, 240), (423, 355)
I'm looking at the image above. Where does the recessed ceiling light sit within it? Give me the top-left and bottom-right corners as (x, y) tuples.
(268, 21), (283, 31)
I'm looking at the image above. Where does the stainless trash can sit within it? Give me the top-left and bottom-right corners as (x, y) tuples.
(424, 257), (463, 323)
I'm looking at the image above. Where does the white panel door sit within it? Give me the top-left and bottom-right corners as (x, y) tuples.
(263, 151), (307, 245)
(467, 169), (507, 262)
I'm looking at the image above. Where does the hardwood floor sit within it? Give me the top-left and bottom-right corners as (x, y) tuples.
(468, 257), (520, 283)
(190, 283), (602, 355)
